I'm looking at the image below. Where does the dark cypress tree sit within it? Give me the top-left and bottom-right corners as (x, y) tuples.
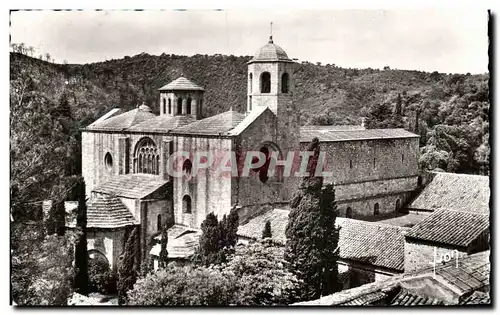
(318, 184), (340, 296)
(52, 199), (66, 236)
(284, 137), (339, 301)
(225, 207), (239, 248)
(74, 178), (88, 295)
(196, 212), (222, 266)
(117, 227), (138, 305)
(262, 220), (272, 239)
(159, 227), (168, 268)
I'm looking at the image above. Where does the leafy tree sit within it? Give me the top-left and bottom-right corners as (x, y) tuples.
(284, 137), (340, 301)
(88, 255), (117, 294)
(221, 207), (239, 248)
(262, 220), (272, 239)
(73, 178), (88, 296)
(117, 227), (138, 305)
(127, 266), (235, 306)
(11, 222), (79, 305)
(159, 227), (168, 268)
(128, 241), (299, 306)
(222, 241), (300, 306)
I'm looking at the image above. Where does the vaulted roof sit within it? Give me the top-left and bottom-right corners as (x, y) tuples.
(300, 128), (419, 143)
(127, 115), (196, 133)
(407, 172), (490, 213)
(86, 106), (156, 131)
(92, 174), (169, 199)
(158, 77), (205, 91)
(405, 209), (489, 247)
(171, 110), (246, 136)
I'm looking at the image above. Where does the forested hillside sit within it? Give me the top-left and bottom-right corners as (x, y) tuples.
(10, 51), (490, 220)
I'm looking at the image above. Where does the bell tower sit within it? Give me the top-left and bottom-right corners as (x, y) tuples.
(247, 25), (300, 170)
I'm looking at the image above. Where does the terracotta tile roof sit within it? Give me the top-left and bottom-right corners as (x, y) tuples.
(237, 208), (289, 244)
(237, 210), (407, 271)
(171, 110), (246, 136)
(300, 128), (419, 143)
(158, 77), (205, 91)
(92, 174), (169, 199)
(390, 288), (444, 306)
(408, 172), (490, 213)
(405, 209), (489, 247)
(341, 291), (387, 306)
(459, 291), (491, 305)
(294, 250), (490, 306)
(66, 195), (138, 229)
(150, 225), (201, 259)
(127, 115), (196, 133)
(86, 107), (156, 131)
(336, 218), (408, 271)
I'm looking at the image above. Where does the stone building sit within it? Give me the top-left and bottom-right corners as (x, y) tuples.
(79, 36), (420, 265)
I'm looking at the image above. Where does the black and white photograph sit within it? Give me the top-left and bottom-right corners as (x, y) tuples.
(9, 7), (491, 307)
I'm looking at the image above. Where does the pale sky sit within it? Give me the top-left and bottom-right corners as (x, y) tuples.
(10, 9), (489, 74)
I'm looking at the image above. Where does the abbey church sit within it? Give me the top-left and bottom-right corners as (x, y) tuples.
(73, 36), (428, 270)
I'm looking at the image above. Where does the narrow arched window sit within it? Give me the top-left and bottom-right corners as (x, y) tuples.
(258, 147), (271, 183)
(177, 97), (183, 115)
(183, 195), (192, 214)
(346, 207), (353, 218)
(349, 160), (353, 169)
(168, 99), (172, 114)
(396, 199), (401, 212)
(187, 98), (192, 115)
(157, 214), (162, 231)
(249, 73), (253, 92)
(373, 158), (376, 168)
(402, 154), (404, 162)
(261, 72), (271, 93)
(162, 98), (166, 114)
(248, 96), (252, 111)
(281, 73), (289, 93)
(374, 203), (380, 216)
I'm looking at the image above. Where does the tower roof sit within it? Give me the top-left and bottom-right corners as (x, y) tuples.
(158, 77), (205, 91)
(248, 36), (293, 64)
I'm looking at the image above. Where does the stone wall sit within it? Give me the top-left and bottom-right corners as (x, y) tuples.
(87, 228), (126, 270)
(404, 239), (468, 273)
(299, 137), (419, 185)
(173, 135), (233, 228)
(82, 131), (173, 195)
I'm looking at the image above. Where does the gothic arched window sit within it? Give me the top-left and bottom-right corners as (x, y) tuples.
(162, 98), (166, 114)
(187, 98), (192, 114)
(134, 138), (159, 175)
(261, 72), (271, 93)
(281, 73), (289, 93)
(374, 203), (380, 216)
(168, 98), (172, 114)
(183, 195), (192, 214)
(157, 214), (162, 231)
(177, 97), (183, 115)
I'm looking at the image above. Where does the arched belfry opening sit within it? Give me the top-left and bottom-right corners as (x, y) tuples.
(177, 98), (183, 115)
(260, 72), (271, 93)
(281, 73), (289, 93)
